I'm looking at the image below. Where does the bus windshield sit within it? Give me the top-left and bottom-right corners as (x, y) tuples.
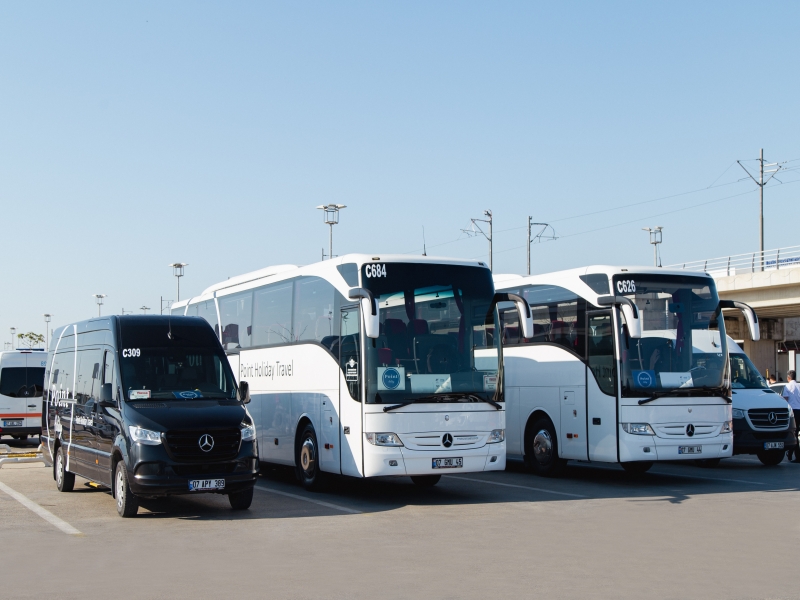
(118, 319), (238, 401)
(614, 274), (728, 397)
(362, 263), (500, 404)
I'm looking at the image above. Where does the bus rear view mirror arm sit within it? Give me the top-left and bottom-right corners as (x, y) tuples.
(718, 300), (760, 341)
(596, 295), (642, 339)
(348, 288), (380, 339)
(493, 292), (534, 340)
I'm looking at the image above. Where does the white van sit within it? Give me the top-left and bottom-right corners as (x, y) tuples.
(727, 338), (795, 465)
(0, 350), (47, 440)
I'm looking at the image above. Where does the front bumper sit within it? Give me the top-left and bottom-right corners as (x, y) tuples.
(363, 441), (506, 477)
(619, 430), (733, 462)
(732, 421), (797, 455)
(129, 457), (259, 496)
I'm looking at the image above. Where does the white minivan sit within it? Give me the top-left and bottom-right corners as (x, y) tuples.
(727, 338), (796, 465)
(0, 350), (47, 440)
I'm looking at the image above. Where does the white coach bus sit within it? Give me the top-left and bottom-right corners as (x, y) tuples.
(174, 255), (520, 488)
(493, 266), (760, 475)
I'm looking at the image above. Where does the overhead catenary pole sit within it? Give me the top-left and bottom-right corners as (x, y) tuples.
(526, 220), (557, 275)
(463, 210), (493, 270)
(738, 149), (783, 271)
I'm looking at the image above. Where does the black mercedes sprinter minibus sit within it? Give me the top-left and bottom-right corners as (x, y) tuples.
(42, 315), (258, 517)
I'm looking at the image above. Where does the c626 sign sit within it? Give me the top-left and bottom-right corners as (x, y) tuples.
(616, 279), (636, 294)
(365, 264), (387, 278)
(122, 348), (141, 358)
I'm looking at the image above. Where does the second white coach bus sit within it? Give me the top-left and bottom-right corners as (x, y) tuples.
(174, 255), (520, 488)
(494, 266), (760, 475)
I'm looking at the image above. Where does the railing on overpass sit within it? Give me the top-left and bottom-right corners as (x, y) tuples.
(665, 245), (800, 276)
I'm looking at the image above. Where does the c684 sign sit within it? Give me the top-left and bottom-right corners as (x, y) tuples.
(616, 279), (636, 294)
(364, 264), (387, 278)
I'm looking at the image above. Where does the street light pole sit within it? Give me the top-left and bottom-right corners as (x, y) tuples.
(316, 204), (346, 260)
(169, 263), (188, 301)
(140, 306), (150, 314)
(43, 314), (51, 351)
(93, 294), (107, 317)
(10, 327), (16, 350)
(642, 227), (663, 267)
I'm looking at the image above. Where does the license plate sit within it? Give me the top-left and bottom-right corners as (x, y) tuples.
(678, 446), (702, 455)
(188, 479), (225, 491)
(764, 441), (784, 450)
(432, 457), (463, 469)
(3, 420), (23, 427)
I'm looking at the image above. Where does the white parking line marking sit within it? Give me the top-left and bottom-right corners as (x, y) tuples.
(254, 484), (362, 514)
(445, 475), (587, 498)
(0, 482), (82, 535)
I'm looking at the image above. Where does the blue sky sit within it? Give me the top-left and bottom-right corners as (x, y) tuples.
(1, 2), (798, 343)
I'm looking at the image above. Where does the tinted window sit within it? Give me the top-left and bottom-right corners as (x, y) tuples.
(252, 282), (294, 346)
(219, 291), (253, 348)
(294, 277), (337, 343)
(75, 349), (104, 406)
(580, 274), (610, 294)
(0, 367), (45, 398)
(49, 350), (76, 402)
(187, 299), (219, 339)
(588, 312), (616, 395)
(730, 354), (768, 389)
(337, 263), (359, 287)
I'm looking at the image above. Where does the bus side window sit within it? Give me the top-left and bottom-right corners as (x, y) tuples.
(103, 350), (116, 401)
(219, 291), (254, 349)
(588, 312), (616, 396)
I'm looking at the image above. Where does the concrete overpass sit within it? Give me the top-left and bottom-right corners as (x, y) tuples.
(667, 245), (800, 380)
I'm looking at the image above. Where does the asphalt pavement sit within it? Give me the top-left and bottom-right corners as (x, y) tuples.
(1, 436), (797, 600)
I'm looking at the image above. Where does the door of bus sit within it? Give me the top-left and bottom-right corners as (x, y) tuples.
(337, 305), (364, 477)
(27, 352), (47, 431)
(586, 310), (619, 462)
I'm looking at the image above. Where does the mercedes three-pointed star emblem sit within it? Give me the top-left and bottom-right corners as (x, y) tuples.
(686, 424), (695, 437)
(199, 433), (215, 452)
(442, 433), (453, 448)
(768, 412), (777, 425)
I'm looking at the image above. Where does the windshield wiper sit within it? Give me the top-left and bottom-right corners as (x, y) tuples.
(638, 386), (730, 405)
(383, 393), (501, 412)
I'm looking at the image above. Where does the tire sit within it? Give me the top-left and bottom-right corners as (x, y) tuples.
(621, 461), (653, 475)
(295, 423), (326, 491)
(55, 446), (75, 492)
(115, 461), (139, 518)
(524, 417), (567, 477)
(411, 475), (441, 487)
(757, 449), (784, 466)
(695, 458), (721, 468)
(228, 487), (254, 510)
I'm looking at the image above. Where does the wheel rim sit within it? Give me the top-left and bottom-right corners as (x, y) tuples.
(300, 437), (316, 478)
(116, 469), (125, 510)
(533, 429), (553, 465)
(56, 453), (63, 486)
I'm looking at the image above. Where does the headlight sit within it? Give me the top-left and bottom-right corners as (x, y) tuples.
(128, 426), (162, 445)
(621, 423), (655, 435)
(732, 409), (745, 419)
(241, 423), (256, 442)
(487, 429), (505, 443)
(365, 432), (404, 447)
(720, 420), (732, 434)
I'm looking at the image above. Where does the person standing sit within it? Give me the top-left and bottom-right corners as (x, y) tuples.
(782, 370), (800, 462)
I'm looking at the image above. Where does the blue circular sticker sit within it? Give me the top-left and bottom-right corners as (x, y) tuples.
(636, 371), (654, 388)
(382, 368), (401, 390)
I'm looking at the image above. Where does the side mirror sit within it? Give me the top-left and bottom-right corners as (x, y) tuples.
(99, 383), (115, 407)
(597, 295), (642, 338)
(239, 380), (251, 404)
(719, 300), (760, 342)
(348, 287), (380, 339)
(504, 293), (534, 340)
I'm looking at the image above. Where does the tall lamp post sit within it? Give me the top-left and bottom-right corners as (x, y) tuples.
(140, 306), (150, 314)
(93, 294), (107, 317)
(642, 227), (663, 267)
(43, 314), (52, 350)
(169, 263), (188, 301)
(316, 204), (346, 260)
(9, 327), (16, 350)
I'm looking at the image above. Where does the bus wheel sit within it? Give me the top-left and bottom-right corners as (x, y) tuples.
(757, 449), (784, 466)
(115, 462), (139, 518)
(55, 446), (75, 492)
(411, 475), (441, 487)
(296, 424), (325, 491)
(526, 418), (566, 477)
(695, 458), (721, 468)
(621, 461), (653, 475)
